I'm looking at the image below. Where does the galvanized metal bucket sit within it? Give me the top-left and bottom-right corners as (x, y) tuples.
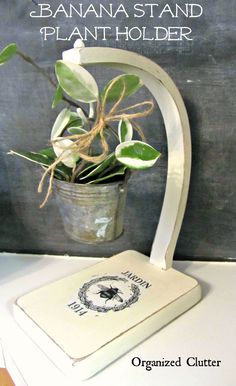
(54, 178), (128, 244)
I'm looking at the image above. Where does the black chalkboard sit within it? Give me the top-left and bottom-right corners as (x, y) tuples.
(0, 0), (235, 260)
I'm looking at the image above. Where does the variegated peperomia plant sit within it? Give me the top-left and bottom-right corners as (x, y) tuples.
(1, 43), (161, 207)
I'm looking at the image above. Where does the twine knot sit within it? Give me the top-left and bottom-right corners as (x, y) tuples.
(38, 77), (154, 207)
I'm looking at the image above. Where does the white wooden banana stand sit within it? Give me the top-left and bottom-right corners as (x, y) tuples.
(14, 42), (201, 381)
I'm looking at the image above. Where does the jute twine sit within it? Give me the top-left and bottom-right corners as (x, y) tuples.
(38, 78), (154, 207)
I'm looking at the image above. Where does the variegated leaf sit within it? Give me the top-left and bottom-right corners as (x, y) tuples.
(8, 150), (71, 180)
(53, 138), (80, 168)
(102, 74), (143, 103)
(115, 140), (161, 170)
(80, 153), (116, 180)
(51, 108), (71, 139)
(118, 119), (133, 143)
(55, 61), (99, 103)
(88, 165), (127, 184)
(67, 127), (87, 135)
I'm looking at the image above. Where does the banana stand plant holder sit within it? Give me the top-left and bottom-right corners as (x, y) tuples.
(14, 43), (201, 380)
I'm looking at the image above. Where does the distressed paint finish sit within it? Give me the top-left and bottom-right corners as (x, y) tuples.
(0, 0), (235, 260)
(54, 178), (128, 243)
(70, 44), (190, 269)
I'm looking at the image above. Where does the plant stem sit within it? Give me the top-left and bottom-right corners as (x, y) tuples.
(71, 160), (87, 183)
(17, 50), (56, 87)
(16, 50), (85, 110)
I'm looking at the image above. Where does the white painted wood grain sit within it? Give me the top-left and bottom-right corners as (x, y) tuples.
(63, 44), (191, 270)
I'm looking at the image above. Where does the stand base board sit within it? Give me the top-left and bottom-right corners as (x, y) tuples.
(14, 250), (201, 380)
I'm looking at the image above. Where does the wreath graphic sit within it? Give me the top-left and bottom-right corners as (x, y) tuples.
(78, 275), (140, 313)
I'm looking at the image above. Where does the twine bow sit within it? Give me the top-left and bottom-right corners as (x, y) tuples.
(38, 78), (154, 207)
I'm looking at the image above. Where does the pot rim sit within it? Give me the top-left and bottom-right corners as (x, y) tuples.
(53, 170), (131, 189)
(53, 176), (129, 189)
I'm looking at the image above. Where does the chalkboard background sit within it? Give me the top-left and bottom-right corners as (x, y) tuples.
(0, 0), (235, 260)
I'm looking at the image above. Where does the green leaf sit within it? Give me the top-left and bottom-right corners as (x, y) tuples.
(118, 119), (133, 143)
(67, 127), (87, 135)
(0, 43), (17, 65)
(8, 150), (53, 167)
(102, 74), (143, 103)
(55, 163), (73, 180)
(52, 84), (63, 109)
(55, 60), (99, 103)
(115, 140), (161, 170)
(51, 108), (71, 139)
(39, 147), (56, 159)
(88, 165), (127, 184)
(77, 162), (98, 177)
(8, 150), (72, 180)
(65, 113), (84, 131)
(79, 153), (116, 181)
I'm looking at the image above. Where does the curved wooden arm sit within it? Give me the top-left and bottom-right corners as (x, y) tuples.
(63, 46), (191, 270)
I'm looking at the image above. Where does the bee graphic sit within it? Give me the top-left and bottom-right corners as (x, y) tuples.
(97, 285), (123, 303)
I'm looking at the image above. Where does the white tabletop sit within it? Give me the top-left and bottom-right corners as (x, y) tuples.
(0, 253), (235, 386)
